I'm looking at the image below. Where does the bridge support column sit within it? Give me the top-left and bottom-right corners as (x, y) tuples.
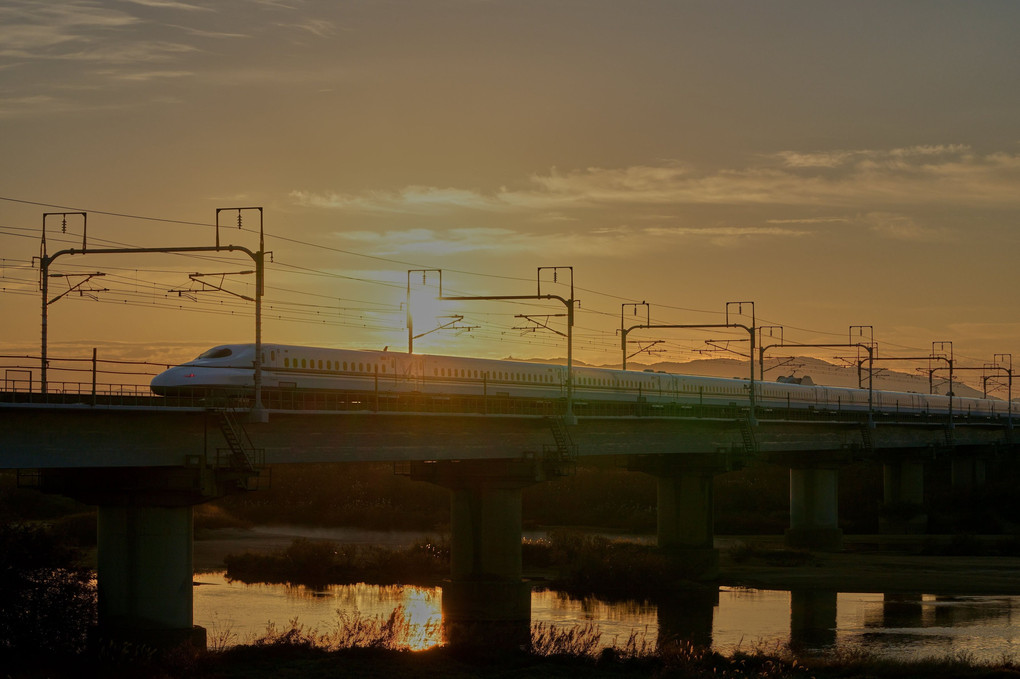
(96, 505), (202, 647)
(628, 454), (730, 577)
(789, 589), (837, 650)
(37, 465), (249, 650)
(406, 459), (561, 651)
(786, 465), (843, 550)
(950, 453), (987, 493)
(880, 458), (927, 534)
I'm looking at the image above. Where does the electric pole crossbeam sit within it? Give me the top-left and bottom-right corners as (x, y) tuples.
(759, 342), (875, 422)
(38, 207), (268, 421)
(620, 319), (757, 424)
(439, 266), (577, 423)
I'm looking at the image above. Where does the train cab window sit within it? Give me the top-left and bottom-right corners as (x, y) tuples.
(199, 347), (233, 359)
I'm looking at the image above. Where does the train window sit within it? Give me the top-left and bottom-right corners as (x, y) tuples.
(284, 358), (290, 368)
(359, 363), (364, 372)
(270, 351), (276, 361)
(318, 360), (323, 370)
(327, 361), (331, 370)
(381, 365), (386, 373)
(301, 358), (307, 369)
(199, 347), (232, 359)
(343, 362), (348, 370)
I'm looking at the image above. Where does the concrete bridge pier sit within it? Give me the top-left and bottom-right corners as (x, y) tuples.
(96, 504), (201, 648)
(628, 453), (731, 577)
(786, 463), (843, 550)
(950, 448), (988, 493)
(655, 588), (718, 649)
(789, 589), (837, 651)
(406, 458), (563, 651)
(880, 456), (927, 534)
(37, 465), (249, 650)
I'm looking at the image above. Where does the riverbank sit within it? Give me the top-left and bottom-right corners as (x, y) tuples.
(716, 535), (1020, 595)
(195, 528), (1020, 595)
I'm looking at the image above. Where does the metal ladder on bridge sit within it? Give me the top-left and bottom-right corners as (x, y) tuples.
(214, 408), (263, 479)
(859, 421), (875, 454)
(738, 417), (758, 458)
(543, 416), (578, 474)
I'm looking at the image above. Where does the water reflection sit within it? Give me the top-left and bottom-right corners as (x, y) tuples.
(193, 573), (1020, 661)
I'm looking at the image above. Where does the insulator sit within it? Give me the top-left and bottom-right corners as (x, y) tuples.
(237, 212), (243, 229)
(61, 216), (67, 233)
(553, 271), (558, 282)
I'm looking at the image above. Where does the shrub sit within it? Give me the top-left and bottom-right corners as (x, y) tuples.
(0, 521), (96, 665)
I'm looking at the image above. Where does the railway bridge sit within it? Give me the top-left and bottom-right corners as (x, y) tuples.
(1, 392), (1016, 649)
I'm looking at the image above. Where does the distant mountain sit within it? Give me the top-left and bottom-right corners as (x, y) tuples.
(508, 355), (992, 400)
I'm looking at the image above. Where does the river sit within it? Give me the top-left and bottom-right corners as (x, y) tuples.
(192, 527), (1020, 661)
(193, 573), (1020, 660)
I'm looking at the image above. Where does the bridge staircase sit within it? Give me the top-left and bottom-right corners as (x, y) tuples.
(738, 418), (759, 460)
(214, 407), (266, 490)
(859, 421), (875, 455)
(542, 416), (578, 476)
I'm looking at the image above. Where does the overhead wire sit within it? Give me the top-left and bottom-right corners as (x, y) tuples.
(0, 195), (1002, 367)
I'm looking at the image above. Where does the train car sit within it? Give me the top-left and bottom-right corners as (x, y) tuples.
(150, 343), (1008, 417)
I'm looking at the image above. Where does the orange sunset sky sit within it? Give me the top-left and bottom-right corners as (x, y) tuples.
(2, 1), (1020, 385)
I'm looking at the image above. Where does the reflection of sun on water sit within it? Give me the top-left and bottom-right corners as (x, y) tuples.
(395, 586), (443, 651)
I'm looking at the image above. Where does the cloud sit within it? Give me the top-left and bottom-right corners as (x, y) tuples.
(775, 144), (972, 169)
(282, 19), (338, 38)
(765, 218), (851, 225)
(294, 146), (1020, 222)
(331, 221), (812, 259)
(861, 212), (953, 243)
(99, 69), (194, 82)
(292, 187), (508, 214)
(121, 0), (213, 10)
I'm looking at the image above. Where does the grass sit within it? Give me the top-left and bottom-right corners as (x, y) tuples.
(222, 530), (718, 601)
(224, 536), (450, 588)
(727, 541), (814, 566)
(44, 619), (1020, 679)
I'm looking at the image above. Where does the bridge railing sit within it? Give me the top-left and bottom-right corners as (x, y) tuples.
(1, 353), (163, 405)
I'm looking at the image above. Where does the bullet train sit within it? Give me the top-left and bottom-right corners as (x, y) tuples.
(150, 343), (1013, 417)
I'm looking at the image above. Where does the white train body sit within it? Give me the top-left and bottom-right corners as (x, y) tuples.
(150, 343), (1012, 417)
